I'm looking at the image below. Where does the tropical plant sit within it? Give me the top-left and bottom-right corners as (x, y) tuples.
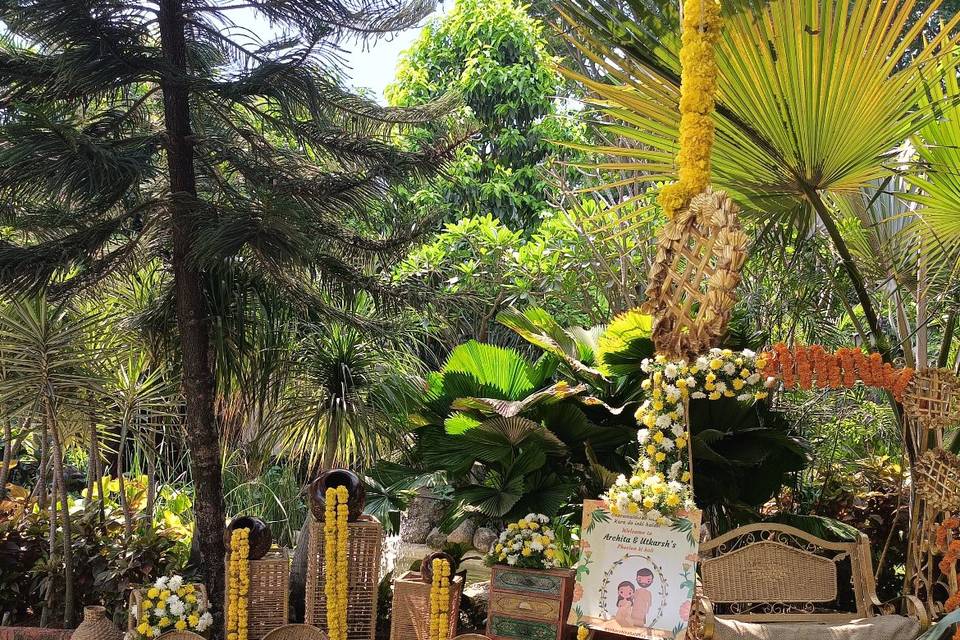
(0, 0), (459, 618)
(409, 340), (636, 528)
(558, 0), (960, 359)
(388, 0), (587, 232)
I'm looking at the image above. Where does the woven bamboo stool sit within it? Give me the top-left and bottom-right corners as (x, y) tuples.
(390, 571), (463, 640)
(225, 550), (291, 640)
(156, 633), (206, 640)
(128, 585), (208, 633)
(262, 625), (328, 640)
(305, 516), (383, 640)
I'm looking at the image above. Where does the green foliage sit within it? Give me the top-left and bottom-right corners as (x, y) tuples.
(388, 0), (586, 231)
(410, 340), (635, 528)
(0, 478), (191, 624)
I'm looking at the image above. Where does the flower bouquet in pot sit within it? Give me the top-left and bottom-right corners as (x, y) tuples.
(130, 575), (212, 639)
(483, 514), (575, 640)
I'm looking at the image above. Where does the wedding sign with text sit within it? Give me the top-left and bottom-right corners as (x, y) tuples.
(569, 500), (701, 640)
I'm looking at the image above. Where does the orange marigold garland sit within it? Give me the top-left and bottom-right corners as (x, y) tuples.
(935, 516), (960, 635)
(760, 343), (913, 401)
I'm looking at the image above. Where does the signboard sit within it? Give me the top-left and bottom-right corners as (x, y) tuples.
(569, 500), (701, 640)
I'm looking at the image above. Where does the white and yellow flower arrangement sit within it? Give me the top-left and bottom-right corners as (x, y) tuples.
(485, 514), (561, 569)
(133, 575), (211, 639)
(226, 528), (250, 640)
(324, 486), (349, 640)
(605, 348), (773, 521)
(428, 557), (452, 640)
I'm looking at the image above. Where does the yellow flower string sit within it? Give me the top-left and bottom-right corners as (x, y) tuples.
(324, 486), (350, 640)
(428, 558), (451, 640)
(658, 0), (723, 218)
(226, 528), (250, 640)
(577, 626), (590, 640)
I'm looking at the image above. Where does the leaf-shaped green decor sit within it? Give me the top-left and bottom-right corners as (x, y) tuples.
(586, 506), (611, 534)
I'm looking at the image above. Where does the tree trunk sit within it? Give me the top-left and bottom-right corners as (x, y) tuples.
(0, 418), (12, 497)
(802, 184), (890, 359)
(158, 2), (225, 636)
(117, 416), (133, 542)
(47, 402), (75, 628)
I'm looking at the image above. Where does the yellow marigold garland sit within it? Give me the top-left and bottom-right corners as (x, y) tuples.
(428, 558), (451, 640)
(324, 486), (350, 640)
(226, 528), (250, 640)
(659, 0), (723, 218)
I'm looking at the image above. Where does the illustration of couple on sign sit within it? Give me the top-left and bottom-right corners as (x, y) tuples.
(611, 568), (655, 628)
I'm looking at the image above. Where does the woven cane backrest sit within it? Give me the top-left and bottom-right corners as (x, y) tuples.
(916, 449), (960, 513)
(262, 625), (328, 640)
(902, 369), (960, 433)
(699, 523), (876, 623)
(644, 189), (748, 360)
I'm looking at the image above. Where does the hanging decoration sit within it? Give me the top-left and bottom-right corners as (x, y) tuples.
(760, 343), (913, 401)
(324, 485), (350, 640)
(657, 0), (723, 218)
(428, 558), (451, 640)
(606, 344), (915, 520)
(227, 528), (251, 640)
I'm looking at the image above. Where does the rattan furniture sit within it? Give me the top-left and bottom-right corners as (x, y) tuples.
(694, 523), (927, 638)
(390, 570), (463, 640)
(224, 550), (290, 640)
(486, 566), (574, 640)
(305, 515), (383, 640)
(261, 625), (328, 640)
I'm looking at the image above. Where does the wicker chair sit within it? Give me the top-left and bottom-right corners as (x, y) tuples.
(694, 523), (928, 639)
(261, 625), (328, 640)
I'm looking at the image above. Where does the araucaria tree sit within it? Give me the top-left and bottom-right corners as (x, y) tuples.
(0, 0), (454, 632)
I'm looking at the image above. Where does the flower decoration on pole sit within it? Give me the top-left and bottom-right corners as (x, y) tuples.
(226, 528), (250, 640)
(485, 514), (561, 569)
(134, 575), (211, 639)
(324, 485), (350, 640)
(605, 348), (768, 521)
(428, 557), (451, 640)
(658, 0), (723, 218)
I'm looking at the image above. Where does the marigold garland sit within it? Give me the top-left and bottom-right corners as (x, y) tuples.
(324, 486), (350, 640)
(760, 343), (914, 402)
(934, 517), (960, 640)
(658, 0), (723, 218)
(428, 558), (451, 640)
(226, 528), (250, 640)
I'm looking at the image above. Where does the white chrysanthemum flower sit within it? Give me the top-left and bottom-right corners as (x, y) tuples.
(671, 422), (685, 438)
(696, 356), (709, 369)
(715, 381), (727, 393)
(660, 438), (675, 451)
(723, 362), (736, 375)
(197, 613), (213, 632)
(168, 600), (186, 617)
(545, 529), (555, 539)
(742, 349), (756, 358)
(685, 376), (697, 388)
(641, 458), (652, 471)
(168, 575), (183, 592)
(154, 607), (167, 618)
(640, 359), (652, 372)
(737, 393), (753, 402)
(664, 364), (678, 379)
(669, 461), (683, 480)
(631, 489), (643, 502)
(616, 474), (628, 486)
(154, 576), (169, 589)
(656, 414), (671, 429)
(691, 391), (707, 399)
(530, 540), (544, 551)
(747, 373), (761, 385)
(643, 475), (661, 487)
(668, 481), (685, 493)
(637, 429), (651, 444)
(647, 509), (662, 521)
(665, 386), (681, 402)
(507, 554), (518, 565)
(525, 513), (536, 522)
(616, 495), (630, 510)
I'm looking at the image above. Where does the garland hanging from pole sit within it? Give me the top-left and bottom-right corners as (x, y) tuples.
(658, 0), (723, 218)
(227, 528), (250, 640)
(428, 558), (451, 640)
